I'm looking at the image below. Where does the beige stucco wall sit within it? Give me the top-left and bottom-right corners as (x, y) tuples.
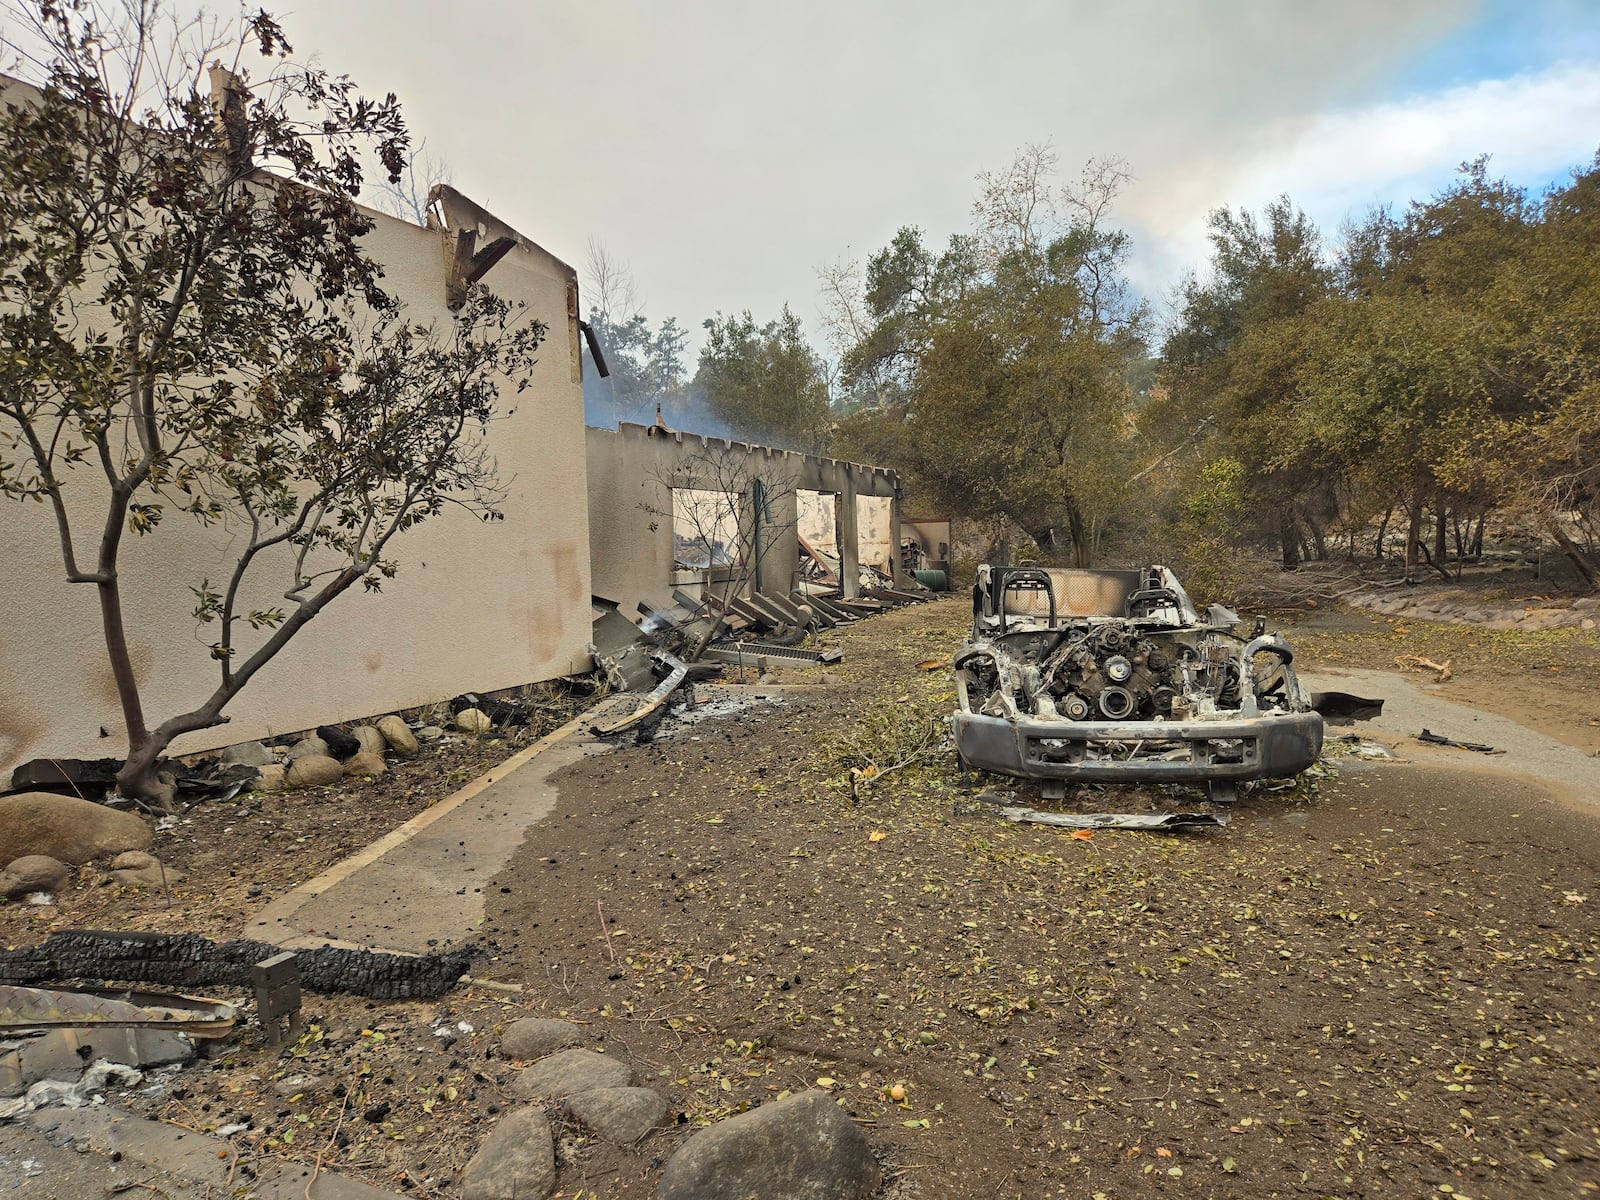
(0, 190), (592, 775)
(586, 423), (900, 618)
(797, 491), (839, 553)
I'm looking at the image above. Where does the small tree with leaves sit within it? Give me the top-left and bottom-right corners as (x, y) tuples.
(0, 0), (546, 807)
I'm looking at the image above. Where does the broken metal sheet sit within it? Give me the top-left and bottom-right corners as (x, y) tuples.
(1417, 728), (1505, 755)
(0, 1060), (144, 1120)
(1311, 692), (1386, 722)
(990, 807), (1231, 831)
(794, 591), (854, 624)
(591, 652), (689, 735)
(701, 640), (841, 667)
(590, 607), (658, 692)
(0, 986), (235, 1037)
(864, 586), (932, 605)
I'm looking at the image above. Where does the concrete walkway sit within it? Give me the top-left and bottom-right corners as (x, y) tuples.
(4, 1104), (396, 1198)
(248, 695), (639, 956)
(1302, 666), (1600, 807)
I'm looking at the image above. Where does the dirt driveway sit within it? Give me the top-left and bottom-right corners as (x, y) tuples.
(482, 600), (1600, 1199)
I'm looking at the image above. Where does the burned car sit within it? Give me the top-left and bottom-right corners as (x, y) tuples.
(952, 565), (1322, 800)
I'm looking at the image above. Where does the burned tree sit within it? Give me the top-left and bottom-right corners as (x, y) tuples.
(0, 1), (546, 807)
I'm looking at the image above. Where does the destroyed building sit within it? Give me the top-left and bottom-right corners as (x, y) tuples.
(0, 73), (903, 780)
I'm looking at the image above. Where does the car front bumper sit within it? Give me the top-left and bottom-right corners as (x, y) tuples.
(952, 710), (1324, 784)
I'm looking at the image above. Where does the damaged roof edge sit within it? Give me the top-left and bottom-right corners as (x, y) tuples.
(408, 182), (577, 280)
(599, 421), (900, 483)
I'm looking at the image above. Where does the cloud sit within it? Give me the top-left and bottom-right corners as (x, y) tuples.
(1126, 60), (1600, 302)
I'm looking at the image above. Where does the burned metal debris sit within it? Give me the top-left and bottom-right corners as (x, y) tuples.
(1417, 728), (1505, 754)
(990, 806), (1230, 832)
(952, 565), (1324, 801)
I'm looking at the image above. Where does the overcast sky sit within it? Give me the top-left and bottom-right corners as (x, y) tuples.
(293, 1), (1599, 351)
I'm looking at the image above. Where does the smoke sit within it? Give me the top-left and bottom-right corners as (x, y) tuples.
(580, 330), (818, 454)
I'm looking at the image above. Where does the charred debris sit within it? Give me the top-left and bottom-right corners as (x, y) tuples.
(589, 568), (937, 735)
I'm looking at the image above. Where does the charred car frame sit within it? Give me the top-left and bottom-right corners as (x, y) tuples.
(952, 565), (1323, 801)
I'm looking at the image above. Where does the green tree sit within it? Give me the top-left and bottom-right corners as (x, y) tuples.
(0, 0), (547, 805)
(1476, 157), (1600, 586)
(695, 306), (830, 453)
(832, 148), (1145, 567)
(1158, 196), (1335, 566)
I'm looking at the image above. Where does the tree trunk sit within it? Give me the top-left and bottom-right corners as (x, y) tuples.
(1374, 505), (1393, 560)
(1547, 517), (1600, 591)
(1307, 518), (1327, 562)
(1434, 507), (1448, 564)
(1471, 513), (1485, 558)
(1404, 501), (1423, 583)
(1066, 508), (1091, 569)
(1278, 511), (1301, 569)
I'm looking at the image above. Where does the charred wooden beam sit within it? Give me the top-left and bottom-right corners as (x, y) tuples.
(0, 931), (477, 1001)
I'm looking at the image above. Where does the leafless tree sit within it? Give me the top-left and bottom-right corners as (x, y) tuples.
(367, 138), (451, 226)
(640, 443), (801, 661)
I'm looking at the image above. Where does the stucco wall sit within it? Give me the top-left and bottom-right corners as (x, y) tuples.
(0, 193), (592, 775)
(587, 424), (900, 618)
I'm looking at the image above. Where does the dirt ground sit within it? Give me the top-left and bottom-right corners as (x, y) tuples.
(4, 598), (1600, 1198)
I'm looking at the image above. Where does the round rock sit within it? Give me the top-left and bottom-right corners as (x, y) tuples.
(459, 1106), (556, 1200)
(109, 860), (184, 888)
(510, 1049), (630, 1100)
(285, 754), (344, 788)
(109, 850), (158, 870)
(500, 1018), (582, 1061)
(253, 764), (287, 793)
(0, 793), (152, 865)
(352, 725), (387, 756)
(285, 736), (331, 763)
(563, 1086), (669, 1145)
(657, 1088), (880, 1200)
(219, 741), (274, 768)
(1, 855), (71, 898)
(455, 708), (493, 735)
(375, 715), (420, 758)
(342, 750), (387, 778)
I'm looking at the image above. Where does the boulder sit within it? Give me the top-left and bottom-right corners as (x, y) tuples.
(656, 1089), (880, 1200)
(253, 764), (287, 793)
(375, 715), (419, 758)
(460, 1106), (556, 1200)
(219, 741), (274, 768)
(563, 1086), (669, 1145)
(342, 750), (387, 779)
(109, 850), (158, 870)
(510, 1049), (630, 1100)
(500, 1018), (582, 1061)
(455, 708), (493, 735)
(285, 755), (344, 788)
(316, 725), (362, 760)
(352, 725), (387, 756)
(108, 859), (184, 889)
(0, 793), (151, 865)
(1, 855), (71, 898)
(285, 736), (331, 763)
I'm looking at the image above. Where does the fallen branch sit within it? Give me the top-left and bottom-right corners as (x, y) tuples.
(1395, 654), (1452, 683)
